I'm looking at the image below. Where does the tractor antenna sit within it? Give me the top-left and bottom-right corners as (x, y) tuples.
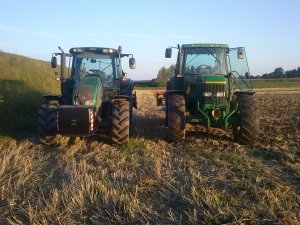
(58, 46), (65, 53)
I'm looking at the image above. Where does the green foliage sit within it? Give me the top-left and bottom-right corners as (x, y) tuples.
(156, 65), (175, 84)
(285, 67), (300, 78)
(134, 79), (165, 89)
(0, 51), (59, 134)
(251, 78), (300, 88)
(260, 67), (300, 78)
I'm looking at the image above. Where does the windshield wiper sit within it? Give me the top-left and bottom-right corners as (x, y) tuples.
(204, 48), (222, 65)
(186, 54), (200, 66)
(102, 63), (112, 72)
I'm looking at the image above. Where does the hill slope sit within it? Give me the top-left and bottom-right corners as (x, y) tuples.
(0, 51), (60, 134)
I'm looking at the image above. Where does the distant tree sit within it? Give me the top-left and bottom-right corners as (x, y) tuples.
(285, 67), (300, 78)
(156, 65), (175, 84)
(273, 67), (285, 78)
(258, 66), (300, 78)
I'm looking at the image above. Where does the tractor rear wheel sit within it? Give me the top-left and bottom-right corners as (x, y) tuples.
(111, 99), (130, 144)
(233, 93), (259, 145)
(38, 101), (58, 146)
(167, 94), (186, 142)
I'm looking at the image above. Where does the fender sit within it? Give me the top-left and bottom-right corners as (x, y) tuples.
(112, 95), (130, 101)
(43, 94), (61, 103)
(165, 90), (185, 97)
(120, 78), (134, 96)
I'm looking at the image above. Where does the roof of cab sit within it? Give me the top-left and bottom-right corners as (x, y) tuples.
(69, 47), (117, 54)
(182, 43), (229, 48)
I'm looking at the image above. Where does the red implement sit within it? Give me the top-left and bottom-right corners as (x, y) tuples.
(154, 89), (166, 106)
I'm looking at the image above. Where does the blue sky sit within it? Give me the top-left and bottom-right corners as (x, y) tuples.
(0, 0), (299, 80)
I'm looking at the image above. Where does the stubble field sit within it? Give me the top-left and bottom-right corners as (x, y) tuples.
(0, 89), (299, 224)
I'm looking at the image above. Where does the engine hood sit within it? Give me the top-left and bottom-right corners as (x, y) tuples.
(73, 75), (103, 108)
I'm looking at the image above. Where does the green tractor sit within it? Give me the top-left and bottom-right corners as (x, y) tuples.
(163, 43), (259, 145)
(38, 46), (137, 145)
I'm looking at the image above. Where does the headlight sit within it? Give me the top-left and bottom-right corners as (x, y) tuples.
(85, 100), (95, 106)
(103, 48), (114, 53)
(72, 48), (83, 53)
(203, 92), (212, 97)
(216, 92), (225, 97)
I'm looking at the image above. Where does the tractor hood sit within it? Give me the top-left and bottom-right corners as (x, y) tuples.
(185, 75), (226, 102)
(73, 75), (103, 108)
(185, 74), (226, 86)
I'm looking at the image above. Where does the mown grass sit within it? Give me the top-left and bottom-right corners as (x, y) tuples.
(0, 51), (59, 135)
(251, 78), (300, 88)
(0, 136), (299, 224)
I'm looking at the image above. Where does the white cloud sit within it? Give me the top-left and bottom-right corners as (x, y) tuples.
(0, 24), (58, 37)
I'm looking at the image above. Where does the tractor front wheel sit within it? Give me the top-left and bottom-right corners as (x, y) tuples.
(167, 94), (186, 142)
(111, 99), (130, 144)
(233, 93), (259, 145)
(38, 101), (58, 146)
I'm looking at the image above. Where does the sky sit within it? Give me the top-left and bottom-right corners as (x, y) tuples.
(0, 0), (299, 80)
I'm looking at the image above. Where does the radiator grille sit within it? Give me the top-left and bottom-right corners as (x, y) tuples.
(189, 83), (225, 104)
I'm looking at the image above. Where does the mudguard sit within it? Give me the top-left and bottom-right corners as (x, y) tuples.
(119, 78), (137, 108)
(43, 94), (61, 103)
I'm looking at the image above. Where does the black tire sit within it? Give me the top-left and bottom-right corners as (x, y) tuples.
(111, 99), (130, 144)
(165, 82), (171, 127)
(129, 102), (133, 132)
(167, 94), (186, 142)
(38, 102), (58, 146)
(233, 93), (260, 145)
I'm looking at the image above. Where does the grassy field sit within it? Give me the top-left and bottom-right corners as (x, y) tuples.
(0, 52), (299, 224)
(0, 51), (59, 135)
(251, 78), (300, 88)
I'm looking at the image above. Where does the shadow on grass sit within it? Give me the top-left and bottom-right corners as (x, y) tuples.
(131, 111), (233, 143)
(188, 127), (233, 142)
(0, 79), (44, 139)
(250, 147), (300, 192)
(131, 113), (168, 141)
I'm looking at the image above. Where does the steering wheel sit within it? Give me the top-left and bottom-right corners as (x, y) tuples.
(197, 64), (210, 69)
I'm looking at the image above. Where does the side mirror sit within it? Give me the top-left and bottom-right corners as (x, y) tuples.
(51, 56), (57, 68)
(245, 72), (249, 79)
(238, 48), (244, 59)
(165, 48), (172, 58)
(129, 58), (136, 69)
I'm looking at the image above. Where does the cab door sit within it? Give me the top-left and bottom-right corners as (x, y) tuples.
(228, 48), (252, 90)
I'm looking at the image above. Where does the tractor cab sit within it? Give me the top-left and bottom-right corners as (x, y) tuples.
(163, 43), (259, 145)
(51, 47), (136, 105)
(165, 44), (252, 94)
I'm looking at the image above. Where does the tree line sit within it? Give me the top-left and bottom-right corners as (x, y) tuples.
(258, 67), (300, 79)
(155, 65), (300, 84)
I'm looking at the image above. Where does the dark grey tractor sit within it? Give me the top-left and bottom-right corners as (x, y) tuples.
(38, 46), (137, 145)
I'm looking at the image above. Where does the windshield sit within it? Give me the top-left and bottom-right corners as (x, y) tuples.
(73, 53), (114, 87)
(183, 47), (227, 75)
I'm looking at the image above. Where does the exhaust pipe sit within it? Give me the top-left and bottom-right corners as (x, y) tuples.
(58, 46), (66, 81)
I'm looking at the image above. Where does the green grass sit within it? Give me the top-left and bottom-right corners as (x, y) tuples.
(251, 78), (300, 88)
(0, 51), (59, 135)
